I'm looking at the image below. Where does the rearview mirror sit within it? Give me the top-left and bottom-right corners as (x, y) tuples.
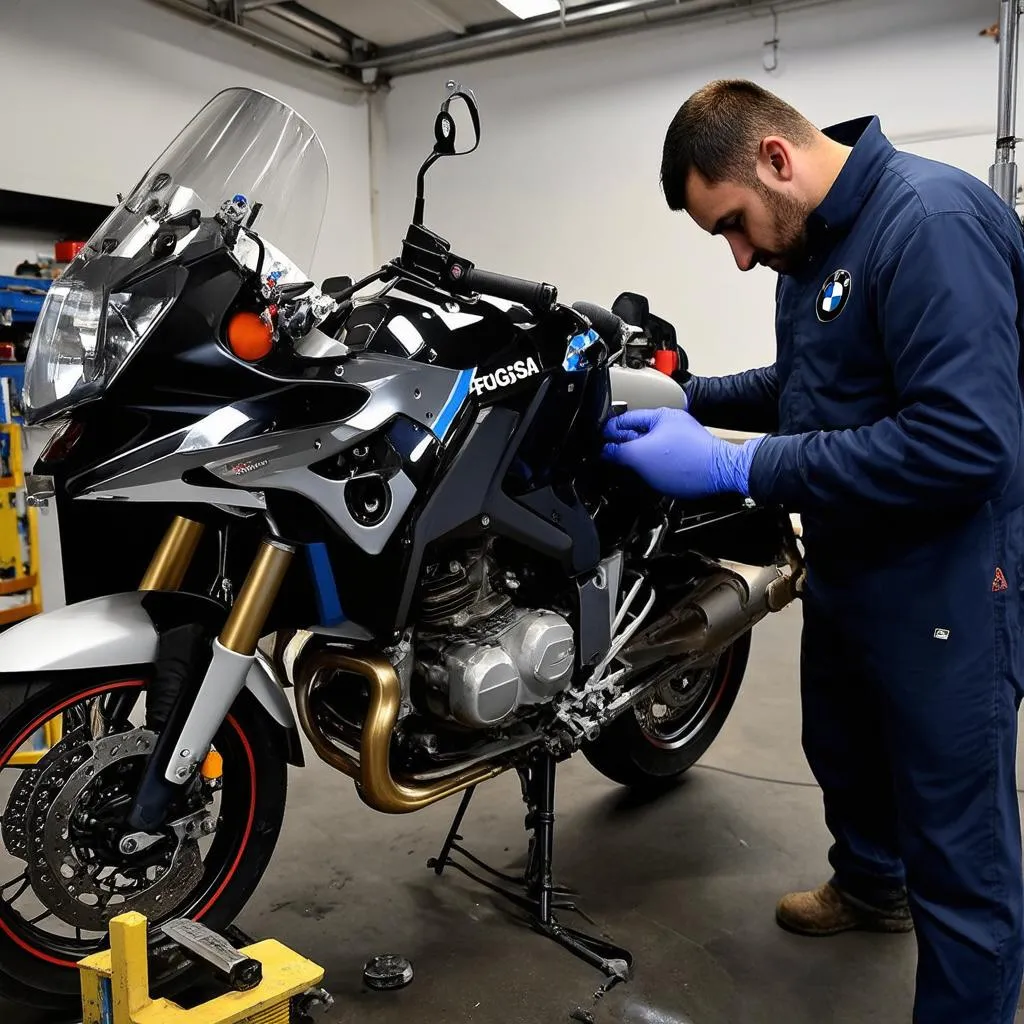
(611, 291), (688, 374)
(414, 81), (481, 225)
(435, 89), (480, 156)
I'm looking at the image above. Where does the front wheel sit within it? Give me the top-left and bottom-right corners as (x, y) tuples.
(0, 672), (287, 1012)
(581, 632), (750, 789)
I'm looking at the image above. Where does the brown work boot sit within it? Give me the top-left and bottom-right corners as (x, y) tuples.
(776, 881), (914, 937)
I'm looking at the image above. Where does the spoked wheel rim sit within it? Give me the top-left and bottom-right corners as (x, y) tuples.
(634, 646), (735, 751)
(0, 679), (257, 970)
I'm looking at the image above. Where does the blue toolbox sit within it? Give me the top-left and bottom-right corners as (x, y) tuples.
(0, 275), (50, 423)
(0, 274), (51, 326)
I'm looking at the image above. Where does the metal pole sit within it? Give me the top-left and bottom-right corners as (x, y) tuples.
(990, 0), (1021, 208)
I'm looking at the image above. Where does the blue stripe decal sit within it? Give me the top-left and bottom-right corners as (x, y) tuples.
(433, 367), (475, 440)
(304, 542), (345, 626)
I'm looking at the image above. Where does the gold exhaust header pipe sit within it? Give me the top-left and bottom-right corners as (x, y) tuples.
(295, 649), (510, 814)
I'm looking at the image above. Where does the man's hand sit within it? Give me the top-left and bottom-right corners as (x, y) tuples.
(601, 407), (764, 500)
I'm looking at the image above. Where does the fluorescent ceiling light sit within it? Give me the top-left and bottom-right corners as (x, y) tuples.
(496, 0), (561, 18)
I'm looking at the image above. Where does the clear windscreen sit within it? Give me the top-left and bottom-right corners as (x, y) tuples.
(23, 87), (329, 423)
(88, 86), (329, 271)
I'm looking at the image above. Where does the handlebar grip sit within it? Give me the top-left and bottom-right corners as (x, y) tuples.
(459, 267), (557, 313)
(571, 301), (625, 345)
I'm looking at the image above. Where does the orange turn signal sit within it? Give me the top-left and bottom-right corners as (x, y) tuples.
(200, 749), (224, 780)
(227, 311), (273, 361)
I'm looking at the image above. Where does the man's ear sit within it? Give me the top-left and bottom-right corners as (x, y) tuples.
(757, 136), (795, 185)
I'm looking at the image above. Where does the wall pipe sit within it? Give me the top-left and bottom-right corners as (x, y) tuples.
(350, 0), (856, 76)
(990, 0), (1021, 208)
(146, 0), (369, 91)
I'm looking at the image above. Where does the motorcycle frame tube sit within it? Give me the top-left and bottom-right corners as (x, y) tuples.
(138, 515), (206, 591)
(295, 649), (510, 813)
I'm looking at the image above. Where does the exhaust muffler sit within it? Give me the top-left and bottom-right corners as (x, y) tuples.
(622, 559), (798, 672)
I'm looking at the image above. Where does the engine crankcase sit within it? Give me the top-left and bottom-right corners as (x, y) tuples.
(427, 608), (575, 728)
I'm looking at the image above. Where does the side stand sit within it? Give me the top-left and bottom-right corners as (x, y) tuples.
(428, 752), (633, 984)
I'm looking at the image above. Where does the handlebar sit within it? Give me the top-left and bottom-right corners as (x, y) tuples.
(442, 259), (626, 349)
(571, 301), (626, 346)
(451, 265), (558, 313)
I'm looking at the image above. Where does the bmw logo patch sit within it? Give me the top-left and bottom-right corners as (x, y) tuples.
(816, 269), (852, 323)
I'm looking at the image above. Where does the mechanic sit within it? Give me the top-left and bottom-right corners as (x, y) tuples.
(602, 79), (1024, 1023)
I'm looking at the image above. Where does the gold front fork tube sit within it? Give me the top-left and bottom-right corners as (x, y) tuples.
(218, 538), (295, 656)
(139, 516), (206, 592)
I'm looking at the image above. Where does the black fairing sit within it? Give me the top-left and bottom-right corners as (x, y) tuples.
(38, 239), (617, 640)
(355, 286), (522, 370)
(258, 296), (607, 635)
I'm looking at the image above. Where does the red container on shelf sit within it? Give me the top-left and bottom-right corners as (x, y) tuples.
(54, 240), (85, 263)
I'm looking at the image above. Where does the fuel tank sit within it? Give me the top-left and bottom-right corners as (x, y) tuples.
(609, 365), (686, 412)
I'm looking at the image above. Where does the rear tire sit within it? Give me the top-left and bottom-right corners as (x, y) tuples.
(582, 632), (750, 789)
(0, 672), (287, 1013)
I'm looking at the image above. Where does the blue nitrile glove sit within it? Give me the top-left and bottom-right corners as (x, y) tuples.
(602, 407), (764, 499)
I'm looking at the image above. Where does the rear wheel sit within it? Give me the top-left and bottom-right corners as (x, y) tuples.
(0, 673), (287, 1012)
(581, 632), (750, 789)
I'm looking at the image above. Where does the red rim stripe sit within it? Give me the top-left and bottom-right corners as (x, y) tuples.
(0, 681), (257, 969)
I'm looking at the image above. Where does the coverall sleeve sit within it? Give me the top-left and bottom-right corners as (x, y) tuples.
(748, 211), (1023, 512)
(685, 365), (780, 433)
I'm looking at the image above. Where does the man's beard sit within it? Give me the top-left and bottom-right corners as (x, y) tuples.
(754, 185), (811, 274)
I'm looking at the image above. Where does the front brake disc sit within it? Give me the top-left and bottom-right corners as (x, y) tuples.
(2, 726), (91, 860)
(24, 728), (204, 931)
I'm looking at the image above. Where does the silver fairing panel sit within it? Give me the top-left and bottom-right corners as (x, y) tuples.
(71, 352), (476, 556)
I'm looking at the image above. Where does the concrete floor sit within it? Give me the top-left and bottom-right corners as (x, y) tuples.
(235, 603), (919, 1024)
(7, 603), (1024, 1022)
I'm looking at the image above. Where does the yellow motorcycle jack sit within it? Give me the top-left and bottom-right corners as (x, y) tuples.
(78, 911), (332, 1024)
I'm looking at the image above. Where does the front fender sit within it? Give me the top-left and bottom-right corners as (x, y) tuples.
(0, 591), (303, 765)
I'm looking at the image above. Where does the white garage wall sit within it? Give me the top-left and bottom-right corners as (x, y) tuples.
(0, 0), (373, 283)
(373, 0), (1007, 377)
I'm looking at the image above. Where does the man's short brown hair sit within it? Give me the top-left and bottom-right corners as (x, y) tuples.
(660, 79), (817, 211)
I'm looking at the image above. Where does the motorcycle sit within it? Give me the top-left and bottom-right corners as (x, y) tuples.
(0, 83), (802, 1010)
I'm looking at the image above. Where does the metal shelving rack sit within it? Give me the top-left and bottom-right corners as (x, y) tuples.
(0, 420), (41, 629)
(1, 418), (50, 767)
(0, 277), (49, 764)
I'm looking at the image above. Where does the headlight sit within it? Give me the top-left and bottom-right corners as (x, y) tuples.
(23, 285), (172, 424)
(105, 292), (172, 369)
(25, 283), (103, 406)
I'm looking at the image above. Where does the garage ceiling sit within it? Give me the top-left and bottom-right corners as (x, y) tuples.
(150, 0), (842, 83)
(295, 0), (595, 47)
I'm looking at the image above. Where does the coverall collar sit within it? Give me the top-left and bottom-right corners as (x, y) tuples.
(806, 115), (895, 247)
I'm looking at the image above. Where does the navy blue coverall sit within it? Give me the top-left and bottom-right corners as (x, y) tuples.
(686, 116), (1024, 1023)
